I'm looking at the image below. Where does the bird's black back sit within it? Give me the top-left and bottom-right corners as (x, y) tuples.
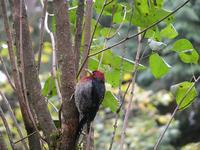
(75, 77), (105, 142)
(89, 78), (105, 122)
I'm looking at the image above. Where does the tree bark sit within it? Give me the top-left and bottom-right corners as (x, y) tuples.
(13, 0), (57, 147)
(80, 0), (93, 78)
(74, 0), (85, 74)
(1, 0), (42, 149)
(54, 0), (79, 149)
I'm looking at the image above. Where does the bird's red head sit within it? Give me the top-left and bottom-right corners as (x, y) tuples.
(92, 70), (105, 82)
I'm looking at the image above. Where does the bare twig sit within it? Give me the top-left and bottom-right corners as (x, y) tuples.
(98, 3), (116, 69)
(0, 56), (16, 91)
(0, 91), (29, 150)
(107, 5), (127, 40)
(109, 3), (134, 148)
(37, 0), (48, 72)
(120, 27), (142, 150)
(45, 97), (59, 112)
(14, 131), (37, 144)
(44, 11), (62, 103)
(153, 76), (200, 150)
(88, 0), (190, 57)
(0, 106), (16, 150)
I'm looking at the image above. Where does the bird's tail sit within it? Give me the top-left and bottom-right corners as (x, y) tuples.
(75, 116), (87, 142)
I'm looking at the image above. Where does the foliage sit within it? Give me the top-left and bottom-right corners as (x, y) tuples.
(0, 0), (200, 149)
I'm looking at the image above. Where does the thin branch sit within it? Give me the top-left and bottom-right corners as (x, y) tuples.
(45, 97), (59, 112)
(0, 91), (29, 150)
(98, 3), (116, 69)
(80, 0), (93, 78)
(109, 2), (135, 148)
(14, 131), (37, 144)
(0, 56), (16, 91)
(37, 0), (48, 72)
(153, 76), (200, 150)
(88, 0), (190, 57)
(120, 27), (142, 150)
(0, 106), (16, 150)
(107, 5), (127, 40)
(74, 0), (85, 74)
(77, 0), (110, 78)
(44, 11), (62, 103)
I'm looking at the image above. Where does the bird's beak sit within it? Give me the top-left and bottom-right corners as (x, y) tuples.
(84, 69), (92, 76)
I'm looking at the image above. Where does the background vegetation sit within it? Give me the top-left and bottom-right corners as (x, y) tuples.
(0, 0), (200, 149)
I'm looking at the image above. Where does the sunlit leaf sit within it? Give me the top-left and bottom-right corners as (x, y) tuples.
(160, 24), (178, 39)
(102, 91), (119, 112)
(171, 82), (197, 110)
(0, 48), (8, 57)
(41, 54), (50, 63)
(43, 42), (52, 54)
(52, 16), (56, 33)
(42, 76), (57, 98)
(132, 5), (173, 28)
(149, 53), (171, 78)
(99, 50), (146, 71)
(173, 39), (199, 64)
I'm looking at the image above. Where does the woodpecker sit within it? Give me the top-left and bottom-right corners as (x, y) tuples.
(75, 70), (105, 140)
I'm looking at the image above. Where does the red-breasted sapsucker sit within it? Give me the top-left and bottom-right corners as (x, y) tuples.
(75, 70), (105, 140)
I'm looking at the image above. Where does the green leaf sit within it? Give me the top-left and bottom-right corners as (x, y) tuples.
(0, 47), (8, 57)
(99, 50), (146, 71)
(104, 69), (121, 87)
(153, 0), (164, 8)
(149, 53), (171, 78)
(100, 28), (116, 37)
(132, 6), (173, 28)
(99, 51), (145, 87)
(42, 76), (57, 98)
(102, 91), (119, 112)
(52, 16), (56, 33)
(88, 58), (99, 71)
(160, 24), (178, 39)
(171, 82), (197, 110)
(0, 42), (8, 57)
(135, 0), (149, 15)
(173, 39), (193, 52)
(173, 39), (199, 64)
(88, 51), (146, 87)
